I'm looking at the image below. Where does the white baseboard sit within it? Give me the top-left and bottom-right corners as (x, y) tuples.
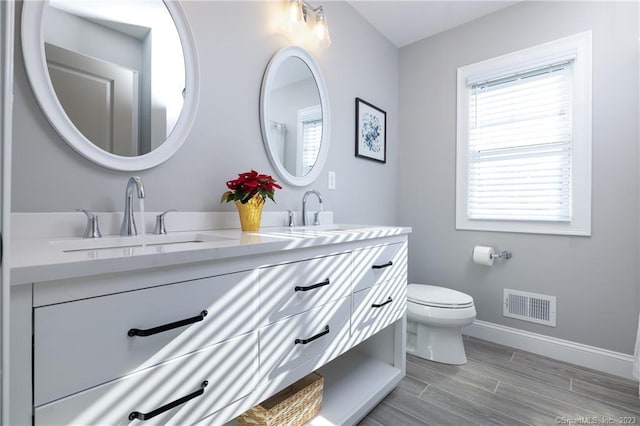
(463, 320), (635, 380)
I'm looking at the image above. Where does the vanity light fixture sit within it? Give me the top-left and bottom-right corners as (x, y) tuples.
(287, 0), (331, 48)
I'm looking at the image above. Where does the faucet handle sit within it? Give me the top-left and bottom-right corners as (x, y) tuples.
(287, 210), (295, 227)
(313, 211), (321, 226)
(77, 209), (102, 239)
(153, 209), (177, 235)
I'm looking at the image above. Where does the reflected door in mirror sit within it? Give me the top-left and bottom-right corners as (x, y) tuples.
(46, 43), (139, 156)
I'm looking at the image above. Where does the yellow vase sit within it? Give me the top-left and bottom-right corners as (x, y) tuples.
(235, 196), (265, 231)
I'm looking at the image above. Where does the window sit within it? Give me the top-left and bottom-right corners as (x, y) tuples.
(456, 31), (592, 235)
(297, 105), (322, 176)
(301, 118), (322, 175)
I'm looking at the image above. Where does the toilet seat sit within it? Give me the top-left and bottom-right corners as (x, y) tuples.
(408, 284), (474, 309)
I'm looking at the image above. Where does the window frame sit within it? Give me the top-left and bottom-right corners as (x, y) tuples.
(455, 31), (592, 236)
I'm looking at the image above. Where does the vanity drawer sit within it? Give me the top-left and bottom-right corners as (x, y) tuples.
(259, 253), (351, 325)
(260, 296), (350, 382)
(352, 242), (407, 292)
(35, 332), (258, 426)
(34, 271), (257, 406)
(352, 274), (407, 343)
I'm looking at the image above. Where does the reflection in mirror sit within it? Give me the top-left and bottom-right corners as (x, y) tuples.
(268, 57), (321, 177)
(42, 0), (185, 157)
(260, 46), (331, 187)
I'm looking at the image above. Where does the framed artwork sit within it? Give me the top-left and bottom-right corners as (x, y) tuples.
(355, 97), (386, 163)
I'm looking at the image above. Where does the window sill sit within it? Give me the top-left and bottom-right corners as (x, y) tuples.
(456, 217), (591, 236)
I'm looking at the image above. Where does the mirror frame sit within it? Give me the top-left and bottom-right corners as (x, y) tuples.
(260, 46), (331, 187)
(21, 0), (199, 171)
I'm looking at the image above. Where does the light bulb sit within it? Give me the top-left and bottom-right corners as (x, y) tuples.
(313, 7), (331, 48)
(288, 0), (305, 27)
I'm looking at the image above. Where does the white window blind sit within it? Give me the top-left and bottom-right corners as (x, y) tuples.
(467, 61), (573, 222)
(302, 119), (322, 175)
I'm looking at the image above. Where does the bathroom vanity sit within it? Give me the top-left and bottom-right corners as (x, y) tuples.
(9, 219), (409, 425)
(15, 0), (408, 422)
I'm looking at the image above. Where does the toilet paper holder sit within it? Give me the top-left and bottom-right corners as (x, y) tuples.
(491, 250), (513, 260)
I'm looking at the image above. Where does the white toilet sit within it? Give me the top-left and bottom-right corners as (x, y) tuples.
(406, 284), (476, 365)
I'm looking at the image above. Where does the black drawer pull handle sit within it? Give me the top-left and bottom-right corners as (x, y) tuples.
(372, 261), (393, 270)
(295, 325), (330, 345)
(295, 278), (331, 292)
(128, 310), (208, 337)
(372, 297), (393, 308)
(129, 381), (208, 421)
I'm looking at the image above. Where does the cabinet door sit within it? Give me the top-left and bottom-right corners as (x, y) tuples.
(259, 253), (351, 325)
(35, 332), (258, 426)
(352, 274), (407, 344)
(352, 242), (407, 292)
(34, 271), (257, 405)
(259, 297), (350, 382)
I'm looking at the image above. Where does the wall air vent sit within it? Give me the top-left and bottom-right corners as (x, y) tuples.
(503, 289), (556, 327)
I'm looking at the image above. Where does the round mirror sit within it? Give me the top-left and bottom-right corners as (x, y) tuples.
(21, 0), (199, 171)
(260, 46), (331, 187)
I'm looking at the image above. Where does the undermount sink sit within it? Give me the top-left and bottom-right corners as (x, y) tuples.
(50, 232), (233, 252)
(284, 224), (362, 233)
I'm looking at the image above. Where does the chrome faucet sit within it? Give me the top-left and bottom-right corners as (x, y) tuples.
(77, 209), (102, 238)
(287, 210), (296, 227)
(153, 209), (177, 235)
(120, 176), (145, 236)
(302, 189), (323, 226)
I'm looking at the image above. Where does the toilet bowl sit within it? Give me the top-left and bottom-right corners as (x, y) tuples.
(406, 284), (476, 365)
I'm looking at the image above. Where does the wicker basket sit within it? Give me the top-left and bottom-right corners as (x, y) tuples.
(237, 372), (323, 426)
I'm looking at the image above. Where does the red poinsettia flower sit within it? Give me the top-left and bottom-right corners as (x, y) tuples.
(221, 170), (283, 204)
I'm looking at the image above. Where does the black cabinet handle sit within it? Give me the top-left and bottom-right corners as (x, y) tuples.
(295, 278), (330, 292)
(129, 381), (208, 421)
(372, 297), (393, 308)
(128, 310), (208, 337)
(295, 325), (330, 345)
(372, 261), (393, 270)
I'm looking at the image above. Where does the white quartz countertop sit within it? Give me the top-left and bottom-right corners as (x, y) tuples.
(10, 224), (411, 285)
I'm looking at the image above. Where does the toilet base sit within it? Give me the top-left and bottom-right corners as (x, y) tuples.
(406, 322), (468, 365)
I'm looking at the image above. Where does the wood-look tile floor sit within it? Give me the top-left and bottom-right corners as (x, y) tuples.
(358, 336), (640, 426)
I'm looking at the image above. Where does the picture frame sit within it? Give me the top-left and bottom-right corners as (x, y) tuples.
(355, 97), (386, 163)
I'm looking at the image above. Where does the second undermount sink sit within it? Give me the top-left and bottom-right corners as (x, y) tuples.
(50, 232), (233, 253)
(284, 224), (363, 233)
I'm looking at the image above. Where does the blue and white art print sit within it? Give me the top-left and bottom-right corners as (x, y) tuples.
(355, 98), (386, 163)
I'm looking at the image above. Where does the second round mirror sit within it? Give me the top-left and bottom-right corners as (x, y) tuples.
(260, 46), (331, 187)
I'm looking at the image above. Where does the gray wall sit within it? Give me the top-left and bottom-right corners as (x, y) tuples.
(12, 1), (399, 226)
(399, 1), (639, 354)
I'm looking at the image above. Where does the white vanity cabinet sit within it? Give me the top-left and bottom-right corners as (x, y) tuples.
(258, 253), (353, 387)
(260, 297), (351, 382)
(352, 242), (406, 292)
(34, 271), (257, 406)
(31, 270), (260, 426)
(352, 243), (408, 344)
(258, 253), (352, 325)
(35, 333), (260, 426)
(10, 230), (409, 426)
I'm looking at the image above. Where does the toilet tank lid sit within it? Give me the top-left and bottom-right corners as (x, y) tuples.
(407, 284), (474, 306)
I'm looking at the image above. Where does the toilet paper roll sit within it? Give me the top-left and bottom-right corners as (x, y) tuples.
(473, 246), (495, 266)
